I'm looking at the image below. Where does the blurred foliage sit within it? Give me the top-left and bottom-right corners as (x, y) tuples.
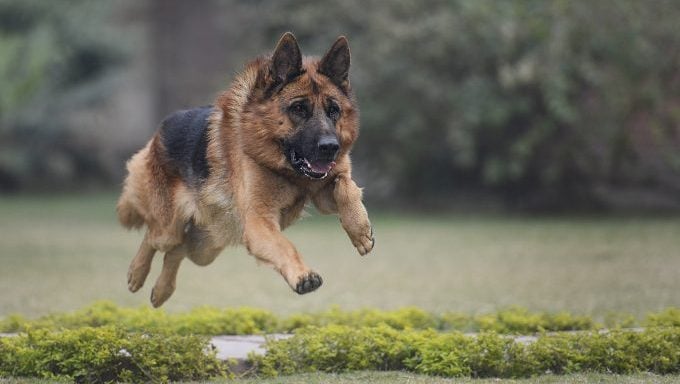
(268, 0), (680, 209)
(1, 0), (679, 210)
(0, 0), (123, 191)
(6, 301), (674, 335)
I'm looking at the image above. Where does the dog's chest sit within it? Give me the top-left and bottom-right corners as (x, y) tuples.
(279, 193), (308, 230)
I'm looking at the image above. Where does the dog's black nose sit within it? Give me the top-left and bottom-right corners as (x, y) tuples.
(317, 136), (340, 158)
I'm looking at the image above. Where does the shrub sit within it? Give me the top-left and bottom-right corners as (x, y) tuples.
(0, 301), (278, 336)
(4, 302), (680, 337)
(269, 0), (680, 209)
(644, 308), (680, 328)
(459, 307), (597, 333)
(252, 325), (420, 377)
(0, 326), (227, 383)
(280, 306), (438, 332)
(0, 301), (609, 335)
(251, 326), (680, 378)
(2, 304), (680, 381)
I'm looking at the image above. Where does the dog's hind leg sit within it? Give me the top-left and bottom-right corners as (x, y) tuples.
(150, 247), (185, 307)
(127, 231), (156, 292)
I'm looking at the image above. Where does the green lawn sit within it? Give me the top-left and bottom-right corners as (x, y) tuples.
(1, 194), (679, 320)
(2, 372), (680, 383)
(2, 194), (680, 383)
(227, 372), (680, 384)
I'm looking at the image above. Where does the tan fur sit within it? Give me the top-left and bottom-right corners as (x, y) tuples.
(118, 35), (373, 307)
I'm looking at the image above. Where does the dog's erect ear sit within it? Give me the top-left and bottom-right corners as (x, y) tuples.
(318, 36), (351, 92)
(270, 32), (303, 87)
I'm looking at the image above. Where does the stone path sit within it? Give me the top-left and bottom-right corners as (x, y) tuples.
(210, 334), (291, 360)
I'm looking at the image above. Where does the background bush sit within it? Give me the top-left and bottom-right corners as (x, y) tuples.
(266, 0), (680, 209)
(0, 0), (124, 191)
(1, 0), (679, 211)
(2, 301), (672, 335)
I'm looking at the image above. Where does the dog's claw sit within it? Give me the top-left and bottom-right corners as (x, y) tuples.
(294, 271), (323, 294)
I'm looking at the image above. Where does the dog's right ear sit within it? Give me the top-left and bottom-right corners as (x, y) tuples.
(267, 32), (303, 92)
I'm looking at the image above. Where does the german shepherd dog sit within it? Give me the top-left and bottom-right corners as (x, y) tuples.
(117, 33), (374, 307)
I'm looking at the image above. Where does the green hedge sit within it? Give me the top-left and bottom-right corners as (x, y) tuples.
(251, 325), (680, 378)
(645, 308), (680, 328)
(2, 325), (678, 382)
(0, 326), (227, 383)
(0, 302), (277, 336)
(4, 301), (660, 335)
(1, 304), (679, 381)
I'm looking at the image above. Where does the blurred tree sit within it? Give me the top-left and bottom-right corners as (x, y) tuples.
(2, 0), (679, 212)
(268, 0), (680, 210)
(0, 0), (123, 191)
(148, 0), (225, 119)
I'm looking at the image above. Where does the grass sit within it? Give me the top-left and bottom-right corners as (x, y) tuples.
(1, 196), (680, 382)
(1, 194), (680, 319)
(227, 372), (680, 383)
(2, 372), (680, 383)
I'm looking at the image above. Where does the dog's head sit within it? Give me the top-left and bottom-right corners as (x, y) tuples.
(242, 32), (359, 180)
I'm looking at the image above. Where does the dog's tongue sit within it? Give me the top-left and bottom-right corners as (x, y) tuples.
(310, 161), (336, 174)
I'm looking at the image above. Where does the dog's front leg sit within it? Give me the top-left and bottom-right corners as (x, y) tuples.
(242, 214), (322, 294)
(333, 174), (374, 255)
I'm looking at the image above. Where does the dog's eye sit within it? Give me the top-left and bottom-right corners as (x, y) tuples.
(289, 102), (308, 118)
(327, 103), (341, 121)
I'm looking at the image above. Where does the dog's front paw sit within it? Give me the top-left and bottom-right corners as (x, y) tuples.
(345, 221), (374, 256)
(294, 271), (323, 294)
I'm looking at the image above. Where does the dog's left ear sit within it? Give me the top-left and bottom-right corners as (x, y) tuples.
(318, 36), (351, 93)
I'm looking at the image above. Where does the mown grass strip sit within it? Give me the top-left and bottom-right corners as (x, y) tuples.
(250, 325), (680, 378)
(4, 301), (677, 336)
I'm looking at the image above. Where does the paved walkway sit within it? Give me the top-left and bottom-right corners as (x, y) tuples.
(210, 334), (291, 360)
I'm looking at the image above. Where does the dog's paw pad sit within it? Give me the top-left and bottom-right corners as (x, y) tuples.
(295, 271), (323, 294)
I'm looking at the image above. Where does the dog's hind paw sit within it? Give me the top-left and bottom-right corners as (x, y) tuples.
(127, 265), (151, 293)
(150, 283), (175, 308)
(294, 271), (323, 294)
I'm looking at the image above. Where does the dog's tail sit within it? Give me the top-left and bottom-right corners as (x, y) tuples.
(117, 191), (145, 229)
(117, 144), (151, 229)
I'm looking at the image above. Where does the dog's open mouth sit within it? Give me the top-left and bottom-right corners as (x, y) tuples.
(290, 150), (335, 179)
